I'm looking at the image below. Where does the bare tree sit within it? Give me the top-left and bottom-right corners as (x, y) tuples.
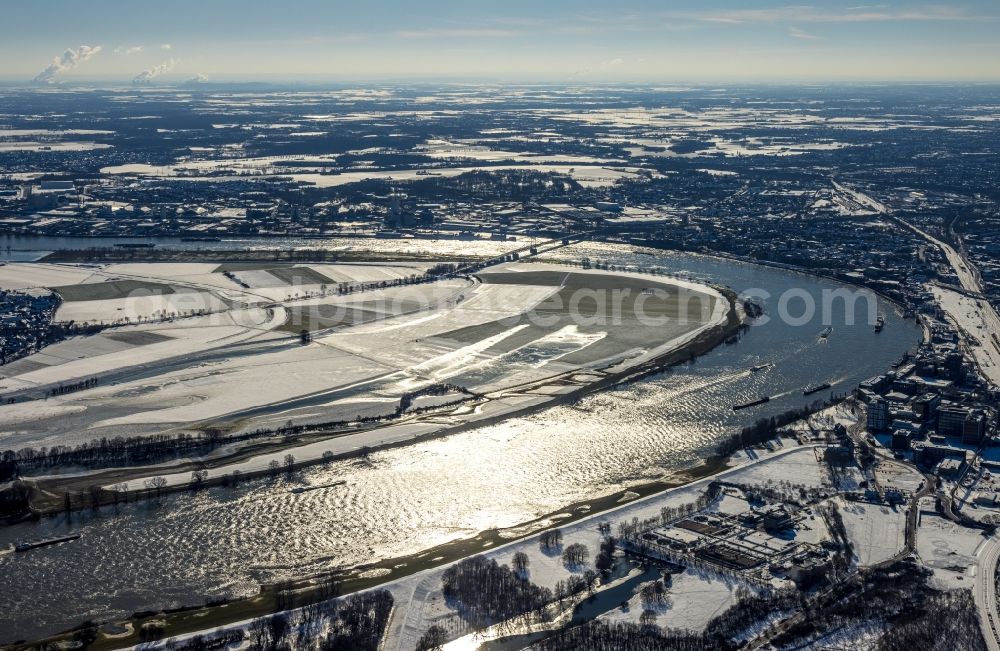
(540, 528), (563, 552)
(145, 475), (168, 498)
(512, 551), (530, 575)
(87, 484), (102, 510)
(266, 613), (289, 651)
(247, 616), (270, 651)
(562, 542), (589, 568)
(640, 581), (670, 609)
(113, 482), (129, 504)
(190, 469), (208, 488)
(415, 624), (448, 651)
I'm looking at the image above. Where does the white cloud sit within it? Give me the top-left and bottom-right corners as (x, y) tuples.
(395, 28), (515, 39)
(678, 4), (977, 25)
(33, 45), (103, 83)
(114, 45), (145, 56)
(788, 26), (822, 40)
(133, 58), (176, 84)
(571, 56), (628, 78)
(161, 43), (173, 50)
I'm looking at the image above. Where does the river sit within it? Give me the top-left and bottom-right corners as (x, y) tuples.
(0, 241), (921, 643)
(0, 233), (535, 262)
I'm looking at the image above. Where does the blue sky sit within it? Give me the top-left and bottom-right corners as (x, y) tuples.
(5, 0), (999, 83)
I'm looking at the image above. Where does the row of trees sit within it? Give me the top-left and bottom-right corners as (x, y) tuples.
(47, 376), (99, 397)
(713, 397), (845, 458)
(145, 627), (246, 649)
(7, 408), (373, 476)
(277, 270), (452, 307)
(723, 479), (831, 508)
(5, 430), (237, 474)
(617, 486), (720, 542)
(533, 620), (723, 651)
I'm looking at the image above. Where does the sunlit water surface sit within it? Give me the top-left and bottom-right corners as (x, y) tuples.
(0, 242), (920, 641)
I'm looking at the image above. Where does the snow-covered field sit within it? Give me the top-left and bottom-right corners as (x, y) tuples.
(600, 568), (736, 632)
(1, 260), (727, 453)
(724, 444), (830, 490)
(917, 509), (986, 589)
(0, 308), (285, 391)
(0, 261), (101, 289)
(55, 289), (232, 323)
(836, 497), (906, 566)
(874, 460), (925, 494)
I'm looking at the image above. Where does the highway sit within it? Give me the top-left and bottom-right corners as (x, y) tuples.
(905, 221), (982, 295)
(835, 181), (1000, 388)
(975, 535), (1000, 651)
(887, 210), (1000, 387)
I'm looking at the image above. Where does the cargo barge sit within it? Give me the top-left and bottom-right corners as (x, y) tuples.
(290, 480), (346, 495)
(803, 382), (832, 396)
(14, 534), (81, 553)
(733, 396), (770, 411)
